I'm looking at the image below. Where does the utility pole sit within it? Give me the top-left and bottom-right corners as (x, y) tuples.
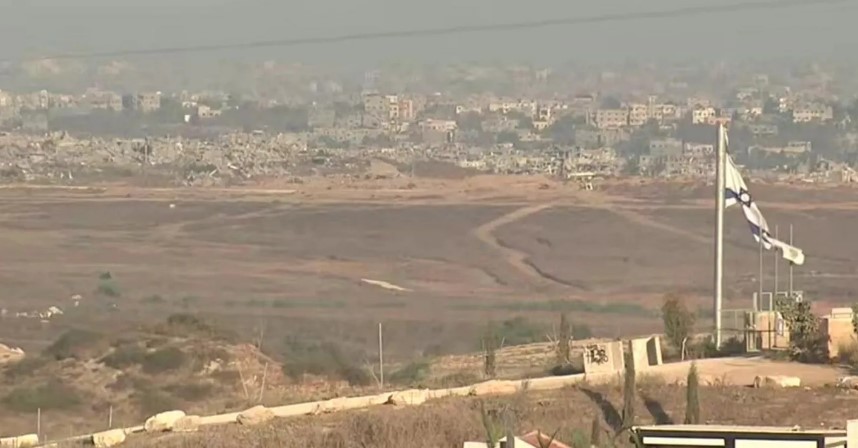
(774, 225), (779, 299)
(378, 323), (384, 389)
(789, 224), (795, 297)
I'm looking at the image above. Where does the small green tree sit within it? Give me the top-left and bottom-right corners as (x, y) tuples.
(96, 271), (121, 298)
(684, 362), (700, 424)
(589, 416), (601, 447)
(662, 293), (696, 357)
(557, 312), (571, 365)
(483, 322), (498, 379)
(480, 401), (504, 446)
(851, 303), (858, 337)
(621, 344), (636, 432)
(534, 430), (560, 448)
(777, 298), (827, 363)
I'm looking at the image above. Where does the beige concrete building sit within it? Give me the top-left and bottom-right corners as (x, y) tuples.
(594, 108), (628, 129)
(627, 103), (649, 127)
(792, 103), (834, 123)
(691, 106), (716, 124)
(137, 92), (162, 113)
(649, 138), (683, 157)
(87, 89), (123, 112)
(683, 142), (714, 157)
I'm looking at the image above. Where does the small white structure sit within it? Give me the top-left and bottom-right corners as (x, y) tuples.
(632, 424), (849, 447)
(464, 436), (536, 448)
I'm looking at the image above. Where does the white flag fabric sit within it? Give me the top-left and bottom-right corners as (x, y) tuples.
(723, 153), (805, 265)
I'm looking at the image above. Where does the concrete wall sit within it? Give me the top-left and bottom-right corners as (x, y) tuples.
(630, 336), (663, 371)
(822, 308), (855, 359)
(583, 340), (624, 374)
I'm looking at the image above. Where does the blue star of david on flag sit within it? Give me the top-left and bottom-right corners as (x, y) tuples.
(723, 149), (805, 265)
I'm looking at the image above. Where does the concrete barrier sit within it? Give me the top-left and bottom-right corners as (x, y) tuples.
(0, 434), (39, 448)
(144, 410), (186, 433)
(13, 344), (736, 447)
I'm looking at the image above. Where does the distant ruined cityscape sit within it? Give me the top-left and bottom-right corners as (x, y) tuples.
(1, 60), (858, 186)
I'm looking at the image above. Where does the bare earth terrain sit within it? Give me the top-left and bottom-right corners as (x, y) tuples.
(1, 174), (857, 359)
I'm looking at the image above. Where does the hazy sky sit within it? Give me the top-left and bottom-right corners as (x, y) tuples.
(0, 0), (856, 66)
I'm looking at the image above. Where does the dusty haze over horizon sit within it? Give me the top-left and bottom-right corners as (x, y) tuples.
(0, 0), (856, 66)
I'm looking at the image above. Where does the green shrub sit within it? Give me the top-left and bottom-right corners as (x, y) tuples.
(163, 382), (213, 402)
(281, 339), (369, 386)
(159, 313), (234, 341)
(133, 387), (182, 416)
(570, 428), (590, 448)
(3, 382), (82, 412)
(489, 299), (650, 316)
(340, 364), (373, 387)
(102, 344), (147, 369)
(142, 347), (186, 374)
(97, 279), (121, 298)
(141, 295), (166, 305)
(189, 347), (232, 372)
(389, 360), (431, 386)
(166, 313), (209, 330)
(3, 356), (49, 379)
(180, 295), (200, 309)
(688, 336), (745, 359)
(496, 317), (544, 346)
(838, 341), (858, 368)
(549, 363), (581, 376)
(211, 370), (241, 385)
(435, 371), (481, 388)
(572, 323), (594, 340)
(43, 329), (106, 361)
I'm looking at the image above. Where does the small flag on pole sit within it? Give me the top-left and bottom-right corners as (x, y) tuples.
(723, 141), (805, 265)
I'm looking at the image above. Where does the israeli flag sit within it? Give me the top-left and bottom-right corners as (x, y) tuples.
(723, 153), (805, 265)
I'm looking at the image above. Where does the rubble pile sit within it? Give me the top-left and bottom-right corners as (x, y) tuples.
(0, 131), (386, 186)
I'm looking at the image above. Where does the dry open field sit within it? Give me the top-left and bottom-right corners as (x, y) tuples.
(1, 174), (858, 361)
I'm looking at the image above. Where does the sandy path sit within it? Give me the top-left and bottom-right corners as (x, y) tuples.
(646, 356), (846, 386)
(471, 202), (568, 290)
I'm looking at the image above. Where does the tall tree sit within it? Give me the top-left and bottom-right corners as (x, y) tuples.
(557, 313), (571, 365)
(621, 344), (636, 432)
(684, 363), (700, 424)
(662, 293), (696, 358)
(483, 321), (498, 379)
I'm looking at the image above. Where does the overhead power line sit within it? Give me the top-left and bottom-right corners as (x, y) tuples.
(5, 0), (849, 63)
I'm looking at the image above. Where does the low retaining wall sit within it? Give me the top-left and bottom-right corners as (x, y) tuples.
(29, 352), (684, 447)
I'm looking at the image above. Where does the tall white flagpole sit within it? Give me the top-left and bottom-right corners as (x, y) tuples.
(714, 123), (726, 349)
